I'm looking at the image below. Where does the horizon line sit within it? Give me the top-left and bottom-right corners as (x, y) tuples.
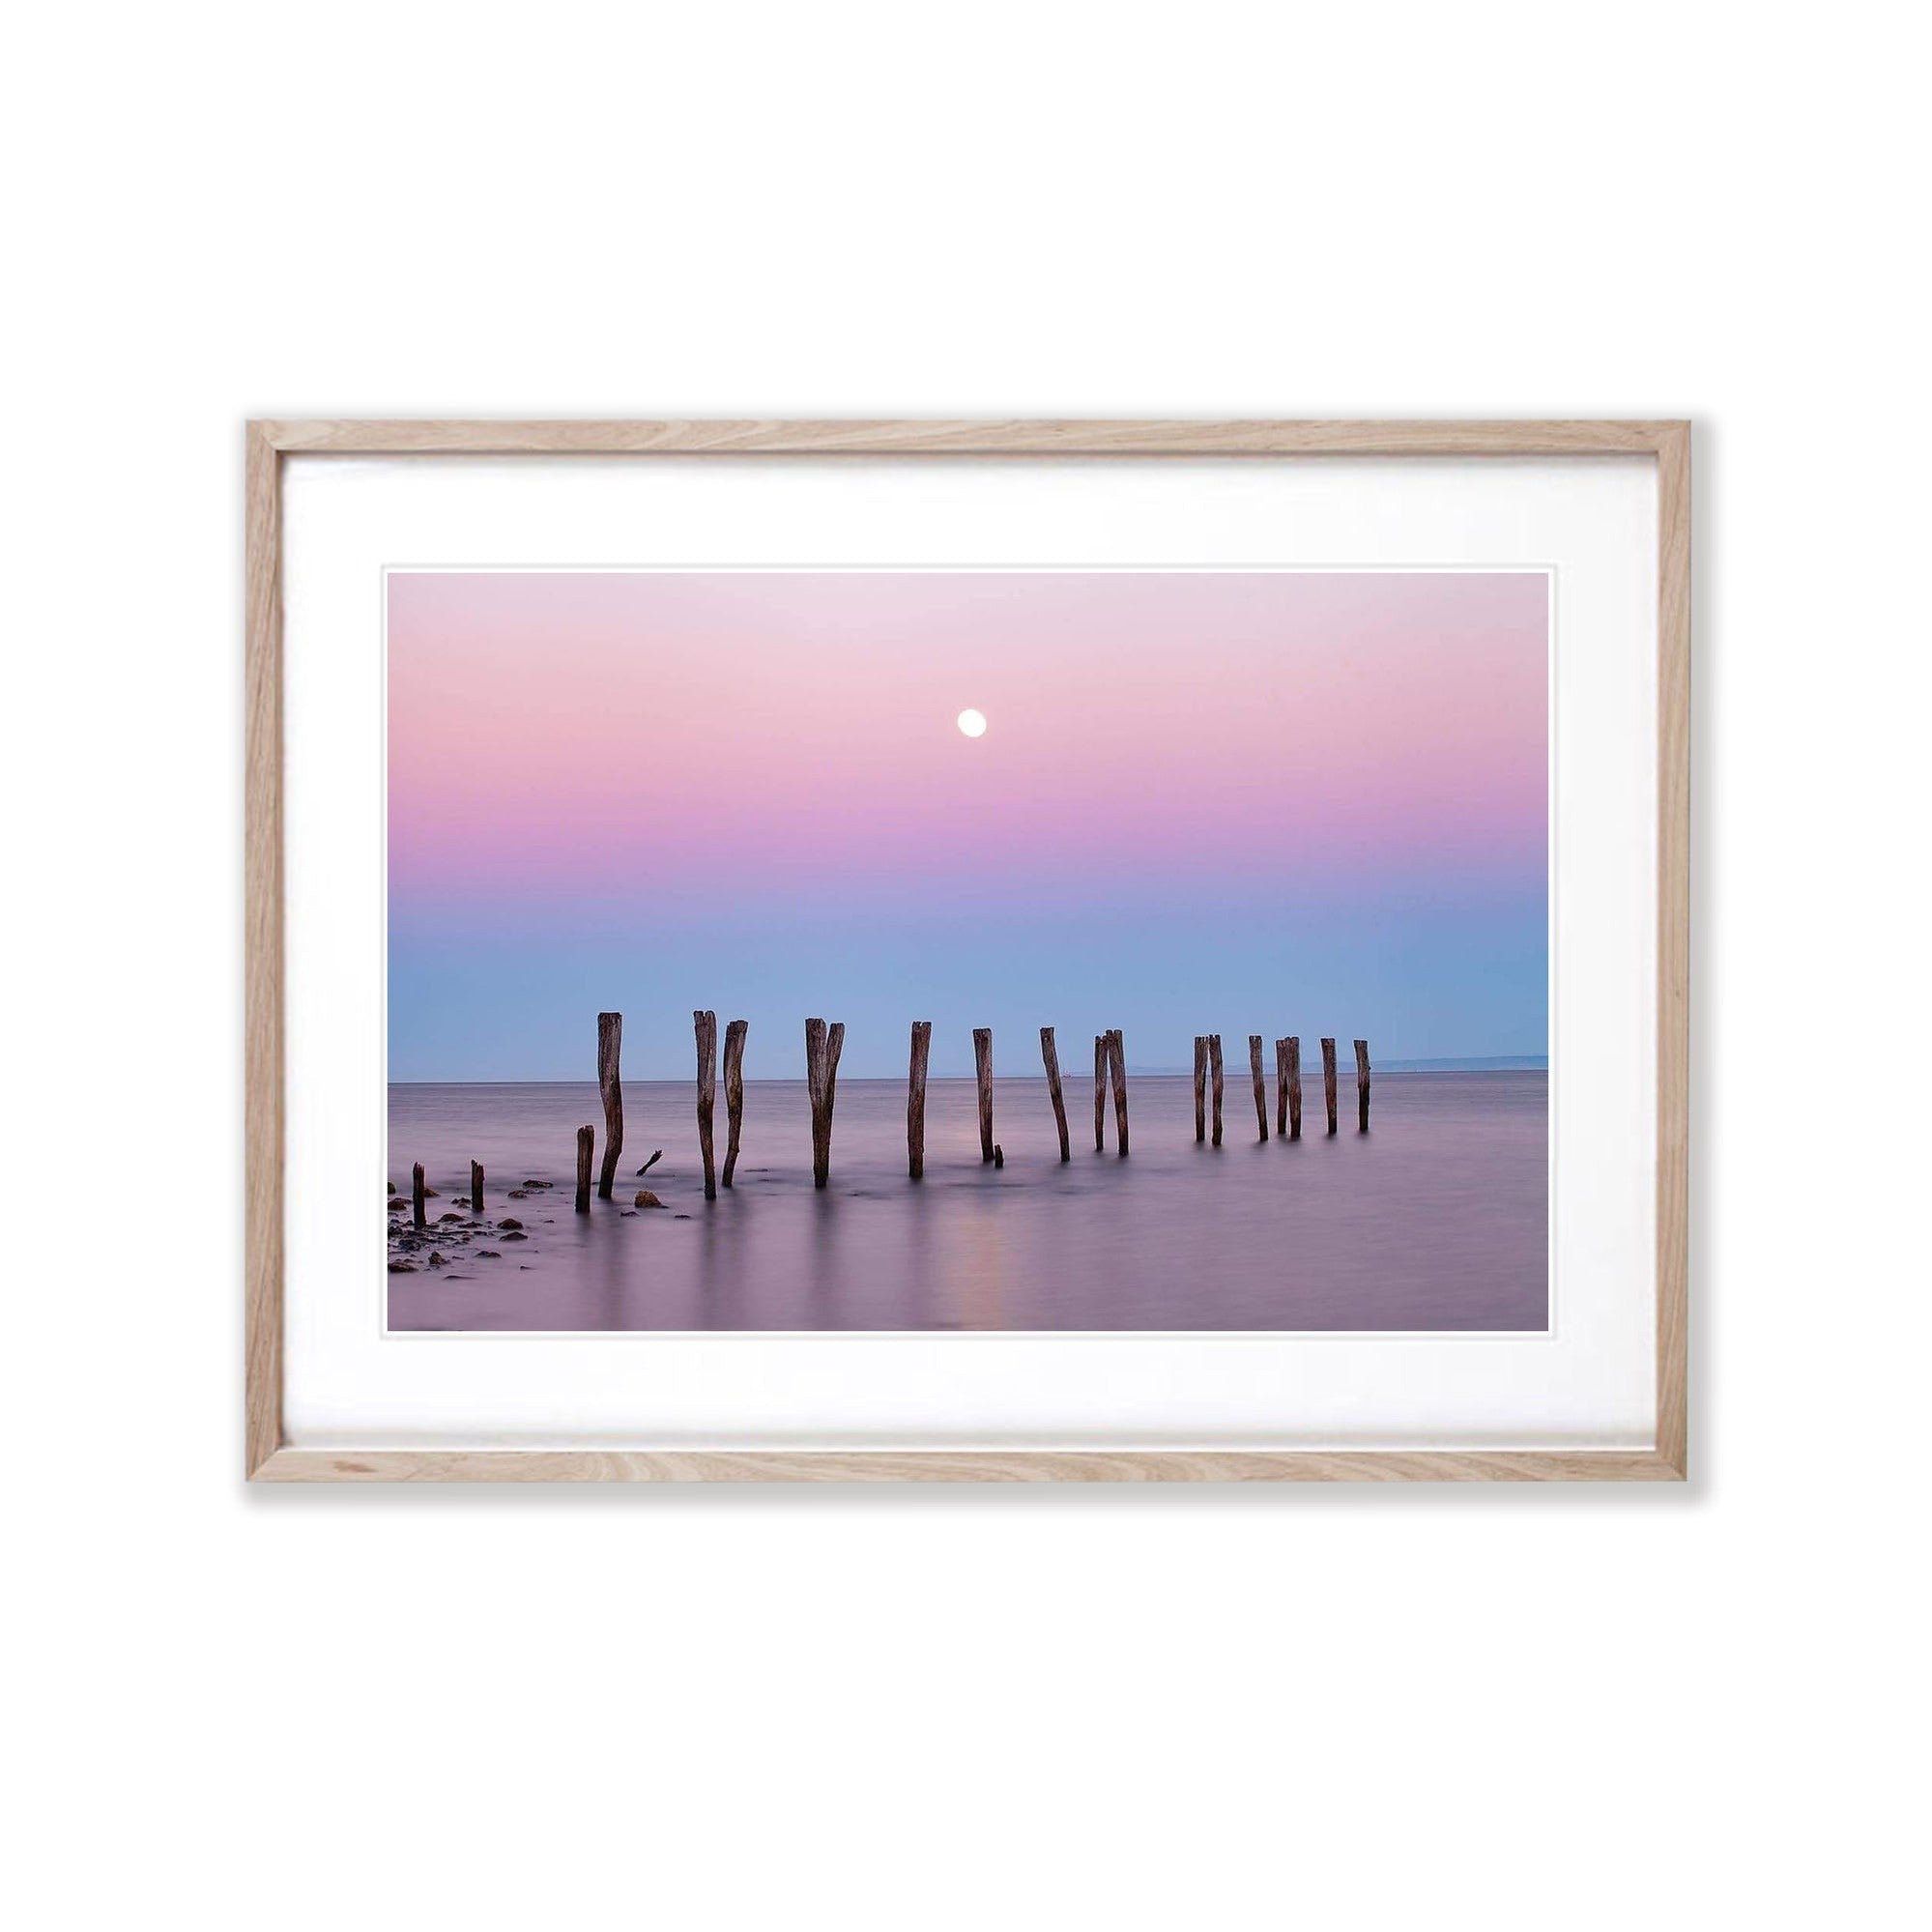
(390, 1055), (1549, 1086)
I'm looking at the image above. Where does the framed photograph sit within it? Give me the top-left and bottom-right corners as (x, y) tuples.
(246, 419), (1688, 1482)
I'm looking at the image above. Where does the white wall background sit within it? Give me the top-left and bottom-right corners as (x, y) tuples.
(5, 5), (1925, 1928)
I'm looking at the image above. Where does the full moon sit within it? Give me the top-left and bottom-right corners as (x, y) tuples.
(957, 708), (988, 738)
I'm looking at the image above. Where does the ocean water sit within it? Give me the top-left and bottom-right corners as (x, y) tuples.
(386, 1072), (1546, 1331)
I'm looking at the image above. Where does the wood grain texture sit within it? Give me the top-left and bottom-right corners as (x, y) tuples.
(1208, 1034), (1224, 1147)
(243, 418), (1689, 1484)
(596, 1011), (622, 1199)
(721, 1019), (748, 1188)
(1107, 1029), (1130, 1156)
(257, 418), (1686, 457)
(824, 1024), (845, 1168)
(1093, 1034), (1107, 1152)
(574, 1125), (594, 1214)
(694, 1009), (718, 1200)
(973, 1027), (995, 1162)
(1195, 1036), (1209, 1141)
(1321, 1038), (1339, 1135)
(805, 1017), (829, 1188)
(1249, 1035), (1270, 1141)
(251, 1447), (1686, 1484)
(1656, 422), (1692, 1478)
(1040, 1026), (1070, 1162)
(907, 1021), (931, 1179)
(244, 423), (282, 1477)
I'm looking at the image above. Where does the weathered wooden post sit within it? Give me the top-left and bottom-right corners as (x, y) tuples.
(574, 1125), (594, 1212)
(722, 1019), (748, 1187)
(470, 1161), (484, 1213)
(806, 1017), (845, 1189)
(824, 1022), (845, 1182)
(1208, 1034), (1225, 1146)
(1321, 1038), (1339, 1135)
(1355, 1038), (1371, 1132)
(1249, 1035), (1270, 1141)
(412, 1162), (426, 1230)
(1195, 1036), (1208, 1141)
(1093, 1034), (1107, 1151)
(908, 1020), (932, 1178)
(805, 1019), (826, 1183)
(1108, 1028), (1130, 1156)
(694, 1009), (718, 1200)
(1286, 1035), (1303, 1139)
(596, 1011), (623, 1199)
(973, 1027), (995, 1162)
(1041, 1026), (1071, 1161)
(1275, 1038), (1289, 1136)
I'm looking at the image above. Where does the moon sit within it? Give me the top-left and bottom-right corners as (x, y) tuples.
(957, 708), (988, 738)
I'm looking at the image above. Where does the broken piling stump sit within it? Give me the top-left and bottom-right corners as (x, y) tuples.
(596, 1011), (623, 1199)
(694, 1010), (718, 1200)
(574, 1125), (594, 1212)
(1108, 1028), (1130, 1156)
(1321, 1038), (1339, 1135)
(1275, 1039), (1289, 1136)
(1355, 1038), (1371, 1132)
(722, 1019), (748, 1187)
(973, 1026), (995, 1162)
(470, 1161), (484, 1213)
(1195, 1037), (1208, 1142)
(1286, 1036), (1303, 1139)
(1041, 1026), (1071, 1161)
(908, 1021), (932, 1178)
(1208, 1034), (1225, 1147)
(1093, 1035), (1108, 1151)
(412, 1162), (425, 1230)
(1249, 1035), (1269, 1141)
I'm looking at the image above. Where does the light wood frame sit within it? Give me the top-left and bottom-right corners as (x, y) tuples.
(245, 418), (1689, 1484)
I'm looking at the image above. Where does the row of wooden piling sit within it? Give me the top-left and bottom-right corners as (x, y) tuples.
(407, 1020), (1371, 1221)
(1190, 1035), (1371, 1143)
(588, 1016), (1362, 1199)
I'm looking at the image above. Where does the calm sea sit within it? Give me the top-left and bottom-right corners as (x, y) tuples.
(386, 1072), (1546, 1332)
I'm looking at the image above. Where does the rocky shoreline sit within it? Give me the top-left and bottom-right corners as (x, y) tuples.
(387, 1175), (673, 1281)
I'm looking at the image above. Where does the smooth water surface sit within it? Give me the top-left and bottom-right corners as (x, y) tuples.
(386, 1073), (1546, 1331)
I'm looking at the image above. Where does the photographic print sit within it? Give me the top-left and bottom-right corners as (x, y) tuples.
(386, 567), (1548, 1333)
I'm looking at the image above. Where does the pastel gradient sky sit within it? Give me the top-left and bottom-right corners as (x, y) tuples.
(389, 571), (1547, 1080)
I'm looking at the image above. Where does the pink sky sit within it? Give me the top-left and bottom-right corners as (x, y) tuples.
(389, 570), (1546, 912)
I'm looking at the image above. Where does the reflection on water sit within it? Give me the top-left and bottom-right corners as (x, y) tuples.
(387, 1074), (1547, 1332)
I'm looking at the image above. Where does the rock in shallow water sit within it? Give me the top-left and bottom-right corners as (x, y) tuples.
(633, 1191), (666, 1209)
